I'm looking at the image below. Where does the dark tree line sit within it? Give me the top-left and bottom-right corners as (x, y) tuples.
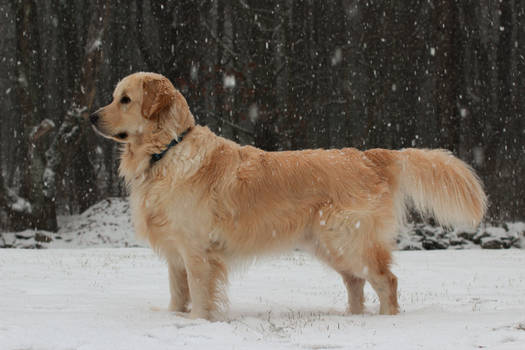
(0, 0), (524, 232)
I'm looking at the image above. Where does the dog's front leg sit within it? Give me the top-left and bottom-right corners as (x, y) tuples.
(168, 256), (190, 313)
(183, 253), (228, 320)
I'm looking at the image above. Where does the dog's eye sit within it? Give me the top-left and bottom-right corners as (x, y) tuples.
(120, 96), (131, 104)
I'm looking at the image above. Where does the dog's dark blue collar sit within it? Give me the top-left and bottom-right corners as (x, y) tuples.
(150, 127), (192, 165)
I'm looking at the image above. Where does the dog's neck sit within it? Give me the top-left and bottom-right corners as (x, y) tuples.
(119, 130), (180, 184)
(119, 103), (196, 186)
(118, 125), (204, 188)
(150, 127), (192, 165)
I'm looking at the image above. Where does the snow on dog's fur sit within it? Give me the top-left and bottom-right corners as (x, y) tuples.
(89, 72), (487, 320)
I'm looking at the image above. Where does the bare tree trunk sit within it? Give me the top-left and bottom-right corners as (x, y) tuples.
(44, 0), (110, 214)
(10, 0), (57, 231)
(361, 0), (386, 149)
(431, 0), (462, 154)
(282, 0), (310, 150)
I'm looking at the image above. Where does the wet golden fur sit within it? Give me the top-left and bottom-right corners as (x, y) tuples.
(91, 72), (487, 320)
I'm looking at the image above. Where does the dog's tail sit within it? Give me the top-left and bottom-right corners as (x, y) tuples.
(391, 148), (487, 228)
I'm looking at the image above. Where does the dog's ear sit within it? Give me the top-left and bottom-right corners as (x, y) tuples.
(141, 76), (176, 119)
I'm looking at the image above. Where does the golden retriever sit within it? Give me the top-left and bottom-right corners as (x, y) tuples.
(89, 72), (487, 320)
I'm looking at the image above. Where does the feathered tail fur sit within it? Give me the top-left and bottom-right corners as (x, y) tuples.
(395, 148), (487, 228)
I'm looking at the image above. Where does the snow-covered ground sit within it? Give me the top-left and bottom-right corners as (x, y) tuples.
(1, 248), (524, 350)
(1, 198), (144, 249)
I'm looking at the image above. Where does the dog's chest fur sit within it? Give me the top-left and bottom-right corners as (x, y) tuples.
(124, 136), (215, 251)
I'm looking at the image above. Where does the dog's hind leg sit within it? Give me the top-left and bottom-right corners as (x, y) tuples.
(365, 244), (399, 315)
(183, 252), (228, 320)
(168, 256), (190, 313)
(367, 269), (399, 315)
(339, 272), (366, 314)
(309, 235), (366, 314)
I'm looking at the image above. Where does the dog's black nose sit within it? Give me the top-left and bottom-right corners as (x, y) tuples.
(89, 113), (99, 125)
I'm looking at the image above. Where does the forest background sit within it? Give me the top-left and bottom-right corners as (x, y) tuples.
(0, 0), (523, 232)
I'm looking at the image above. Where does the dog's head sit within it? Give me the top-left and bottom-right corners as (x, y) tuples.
(89, 72), (194, 144)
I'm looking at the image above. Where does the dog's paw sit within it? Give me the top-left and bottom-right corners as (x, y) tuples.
(149, 305), (190, 316)
(186, 309), (221, 321)
(169, 300), (191, 313)
(173, 311), (192, 318)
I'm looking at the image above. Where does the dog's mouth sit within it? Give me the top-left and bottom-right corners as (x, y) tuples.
(115, 132), (128, 140)
(91, 125), (129, 143)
